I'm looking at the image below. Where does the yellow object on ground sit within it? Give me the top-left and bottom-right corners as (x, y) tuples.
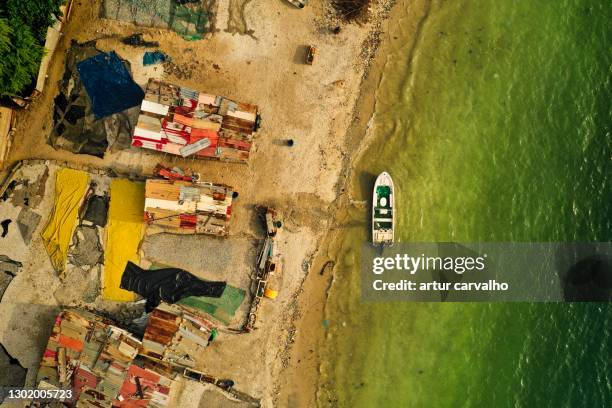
(41, 168), (89, 278)
(263, 287), (278, 300)
(103, 179), (145, 301)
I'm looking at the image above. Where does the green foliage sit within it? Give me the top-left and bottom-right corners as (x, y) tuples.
(0, 0), (64, 96)
(4, 0), (66, 43)
(0, 18), (45, 97)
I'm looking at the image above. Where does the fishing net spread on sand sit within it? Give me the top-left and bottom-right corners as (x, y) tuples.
(102, 0), (216, 40)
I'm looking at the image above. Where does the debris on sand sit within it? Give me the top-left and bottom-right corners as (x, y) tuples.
(243, 207), (283, 332)
(121, 33), (160, 47)
(35, 306), (260, 406)
(332, 0), (373, 23)
(69, 226), (104, 267)
(143, 50), (169, 66)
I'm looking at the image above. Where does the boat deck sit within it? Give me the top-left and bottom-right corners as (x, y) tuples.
(373, 180), (394, 244)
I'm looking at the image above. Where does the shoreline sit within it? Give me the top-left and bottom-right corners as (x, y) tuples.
(277, 0), (433, 406)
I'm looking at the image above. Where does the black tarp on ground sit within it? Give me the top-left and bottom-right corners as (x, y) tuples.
(120, 261), (226, 311)
(83, 195), (109, 227)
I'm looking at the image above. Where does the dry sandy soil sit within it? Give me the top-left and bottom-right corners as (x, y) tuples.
(0, 0), (395, 406)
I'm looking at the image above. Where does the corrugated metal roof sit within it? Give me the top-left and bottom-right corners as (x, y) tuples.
(132, 78), (259, 163)
(144, 179), (234, 236)
(141, 303), (216, 369)
(36, 309), (174, 407)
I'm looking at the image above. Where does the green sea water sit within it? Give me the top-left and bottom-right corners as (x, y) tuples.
(318, 0), (611, 406)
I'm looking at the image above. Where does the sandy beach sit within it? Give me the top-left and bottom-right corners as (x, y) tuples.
(277, 0), (432, 405)
(0, 0), (427, 406)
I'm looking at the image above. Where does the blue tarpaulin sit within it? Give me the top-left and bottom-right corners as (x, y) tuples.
(76, 52), (144, 119)
(143, 51), (168, 66)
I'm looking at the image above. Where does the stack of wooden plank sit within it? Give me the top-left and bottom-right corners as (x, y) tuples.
(131, 78), (260, 163)
(141, 303), (218, 369)
(144, 178), (234, 236)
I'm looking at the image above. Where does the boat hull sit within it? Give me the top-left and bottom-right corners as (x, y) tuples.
(372, 172), (395, 245)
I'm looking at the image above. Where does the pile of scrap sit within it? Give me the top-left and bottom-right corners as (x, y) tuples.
(141, 303), (218, 368)
(244, 207), (283, 332)
(36, 308), (260, 406)
(37, 309), (173, 407)
(132, 79), (260, 163)
(144, 178), (234, 236)
(154, 163), (200, 182)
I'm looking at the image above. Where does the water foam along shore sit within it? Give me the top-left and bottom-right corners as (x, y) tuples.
(0, 1), (409, 406)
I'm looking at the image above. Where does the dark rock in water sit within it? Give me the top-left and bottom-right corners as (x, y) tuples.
(560, 254), (612, 302)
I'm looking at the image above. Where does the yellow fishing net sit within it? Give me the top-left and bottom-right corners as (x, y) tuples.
(41, 168), (89, 278)
(103, 179), (145, 301)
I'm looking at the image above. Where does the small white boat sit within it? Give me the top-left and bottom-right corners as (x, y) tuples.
(372, 172), (395, 246)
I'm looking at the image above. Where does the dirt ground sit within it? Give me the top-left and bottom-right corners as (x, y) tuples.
(0, 0), (394, 406)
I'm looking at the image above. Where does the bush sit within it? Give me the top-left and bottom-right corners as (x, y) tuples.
(0, 19), (45, 97)
(0, 0), (64, 96)
(4, 0), (65, 43)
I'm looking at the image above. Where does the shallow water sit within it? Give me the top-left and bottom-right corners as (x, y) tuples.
(318, 0), (611, 406)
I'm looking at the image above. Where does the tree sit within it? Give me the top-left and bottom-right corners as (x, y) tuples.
(0, 0), (65, 96)
(4, 0), (66, 43)
(0, 18), (44, 97)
